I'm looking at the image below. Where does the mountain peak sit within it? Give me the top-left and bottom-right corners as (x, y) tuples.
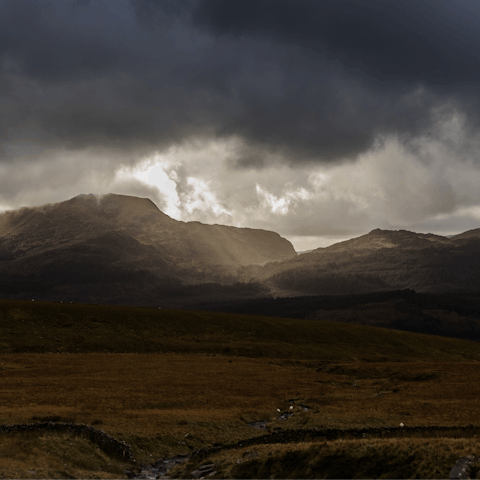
(0, 193), (296, 271)
(66, 193), (174, 223)
(73, 193), (105, 200)
(71, 192), (161, 210)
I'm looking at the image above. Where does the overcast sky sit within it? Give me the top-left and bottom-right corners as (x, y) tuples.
(2, 0), (480, 250)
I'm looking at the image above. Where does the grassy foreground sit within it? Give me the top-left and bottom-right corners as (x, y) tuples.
(0, 299), (480, 478)
(2, 354), (480, 477)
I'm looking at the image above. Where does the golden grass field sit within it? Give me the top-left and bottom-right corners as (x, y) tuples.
(2, 353), (480, 477)
(1, 299), (480, 478)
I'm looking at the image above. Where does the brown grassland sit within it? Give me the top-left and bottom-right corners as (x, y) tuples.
(1, 299), (480, 478)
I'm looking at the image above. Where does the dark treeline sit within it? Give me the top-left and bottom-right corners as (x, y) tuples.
(190, 289), (480, 342)
(191, 289), (480, 319)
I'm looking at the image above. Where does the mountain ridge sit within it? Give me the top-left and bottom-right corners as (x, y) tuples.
(0, 193), (295, 305)
(240, 227), (480, 297)
(2, 194), (480, 306)
(0, 193), (296, 266)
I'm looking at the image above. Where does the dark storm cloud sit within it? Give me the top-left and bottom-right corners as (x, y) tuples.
(191, 0), (480, 162)
(1, 0), (480, 168)
(0, 0), (215, 158)
(193, 0), (480, 86)
(0, 0), (125, 82)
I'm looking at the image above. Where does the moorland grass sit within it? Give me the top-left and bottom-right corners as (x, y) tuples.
(2, 354), (480, 468)
(1, 299), (480, 477)
(171, 437), (480, 479)
(0, 298), (480, 361)
(0, 430), (127, 479)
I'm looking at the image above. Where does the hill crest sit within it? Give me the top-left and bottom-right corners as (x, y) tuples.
(322, 228), (452, 252)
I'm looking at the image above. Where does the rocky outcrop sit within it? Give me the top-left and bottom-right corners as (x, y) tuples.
(191, 463), (217, 478)
(450, 455), (480, 479)
(131, 454), (189, 479)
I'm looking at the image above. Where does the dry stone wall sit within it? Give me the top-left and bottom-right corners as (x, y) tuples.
(0, 422), (135, 463)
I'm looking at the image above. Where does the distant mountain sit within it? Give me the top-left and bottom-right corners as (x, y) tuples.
(450, 227), (480, 241)
(324, 228), (452, 251)
(3, 196), (480, 307)
(0, 193), (296, 304)
(239, 228), (480, 296)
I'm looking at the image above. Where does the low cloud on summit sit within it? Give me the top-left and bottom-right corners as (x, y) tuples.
(2, 0), (480, 250)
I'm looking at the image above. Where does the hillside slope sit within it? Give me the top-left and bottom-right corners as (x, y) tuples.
(0, 194), (295, 304)
(1, 298), (479, 361)
(0, 193), (295, 266)
(241, 228), (480, 296)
